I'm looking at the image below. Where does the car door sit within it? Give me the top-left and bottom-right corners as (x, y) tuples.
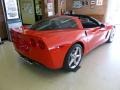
(85, 27), (101, 51)
(82, 17), (106, 51)
(96, 25), (108, 45)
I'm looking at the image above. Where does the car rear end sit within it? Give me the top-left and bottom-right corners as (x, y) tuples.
(11, 28), (59, 69)
(11, 16), (82, 70)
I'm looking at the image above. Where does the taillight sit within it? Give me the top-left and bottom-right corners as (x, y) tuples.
(30, 39), (36, 47)
(37, 40), (46, 49)
(30, 39), (46, 49)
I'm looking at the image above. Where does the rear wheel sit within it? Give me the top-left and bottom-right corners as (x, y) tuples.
(63, 44), (83, 71)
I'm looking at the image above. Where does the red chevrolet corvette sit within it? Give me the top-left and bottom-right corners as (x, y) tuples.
(11, 15), (115, 71)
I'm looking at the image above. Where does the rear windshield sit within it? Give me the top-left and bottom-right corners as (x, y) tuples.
(30, 17), (77, 31)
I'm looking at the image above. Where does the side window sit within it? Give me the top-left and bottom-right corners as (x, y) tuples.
(80, 17), (99, 28)
(59, 19), (77, 29)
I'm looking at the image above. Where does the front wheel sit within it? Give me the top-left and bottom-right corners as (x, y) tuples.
(63, 44), (83, 71)
(107, 29), (115, 43)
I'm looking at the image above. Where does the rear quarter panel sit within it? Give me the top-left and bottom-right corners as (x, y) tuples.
(40, 29), (88, 68)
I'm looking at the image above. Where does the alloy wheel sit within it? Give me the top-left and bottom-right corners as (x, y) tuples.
(68, 47), (82, 69)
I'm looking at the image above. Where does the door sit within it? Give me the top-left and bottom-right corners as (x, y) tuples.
(35, 0), (44, 21)
(54, 0), (58, 14)
(19, 0), (35, 24)
(81, 16), (106, 51)
(47, 0), (55, 17)
(0, 1), (7, 39)
(85, 27), (103, 51)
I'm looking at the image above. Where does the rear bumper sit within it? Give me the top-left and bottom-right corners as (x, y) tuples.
(15, 49), (59, 69)
(14, 44), (65, 70)
(18, 52), (51, 68)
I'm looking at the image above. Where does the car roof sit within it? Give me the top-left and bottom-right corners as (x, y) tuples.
(35, 15), (79, 24)
(43, 15), (78, 20)
(65, 14), (91, 18)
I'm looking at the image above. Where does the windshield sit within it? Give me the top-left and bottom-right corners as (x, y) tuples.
(30, 16), (77, 31)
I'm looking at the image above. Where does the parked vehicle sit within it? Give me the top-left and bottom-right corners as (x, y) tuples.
(11, 15), (115, 71)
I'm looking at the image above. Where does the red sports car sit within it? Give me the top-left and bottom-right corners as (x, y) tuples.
(11, 15), (115, 71)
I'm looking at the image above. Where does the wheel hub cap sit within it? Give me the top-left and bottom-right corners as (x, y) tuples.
(69, 47), (82, 69)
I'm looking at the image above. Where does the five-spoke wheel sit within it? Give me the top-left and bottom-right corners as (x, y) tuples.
(64, 44), (83, 71)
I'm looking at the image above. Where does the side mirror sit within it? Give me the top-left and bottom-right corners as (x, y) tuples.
(100, 24), (105, 28)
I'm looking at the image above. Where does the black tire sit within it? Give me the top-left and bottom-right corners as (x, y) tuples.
(63, 44), (83, 71)
(107, 29), (115, 43)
